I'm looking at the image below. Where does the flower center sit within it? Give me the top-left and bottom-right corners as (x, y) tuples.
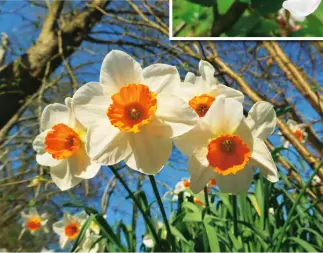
(64, 222), (80, 239)
(293, 129), (303, 141)
(209, 178), (216, 186)
(26, 216), (41, 232)
(189, 94), (215, 117)
(206, 134), (251, 176)
(183, 180), (190, 188)
(45, 123), (81, 160)
(107, 84), (157, 133)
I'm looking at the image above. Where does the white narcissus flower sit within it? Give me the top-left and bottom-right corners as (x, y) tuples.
(32, 97), (101, 191)
(80, 234), (106, 253)
(282, 119), (308, 148)
(72, 50), (198, 174)
(53, 211), (88, 249)
(20, 207), (49, 236)
(184, 97), (278, 194)
(174, 60), (244, 156)
(277, 8), (304, 31)
(283, 0), (321, 18)
(143, 222), (166, 248)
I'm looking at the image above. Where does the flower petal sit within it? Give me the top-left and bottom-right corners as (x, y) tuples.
(124, 127), (172, 175)
(214, 165), (253, 195)
(72, 82), (110, 129)
(86, 120), (131, 165)
(50, 160), (83, 191)
(250, 138), (279, 182)
(143, 235), (154, 248)
(173, 123), (213, 156)
(52, 221), (65, 235)
(148, 94), (198, 138)
(283, 0), (321, 18)
(40, 103), (69, 131)
(188, 147), (215, 194)
(33, 131), (61, 167)
(143, 64), (180, 95)
(176, 81), (201, 102)
(245, 101), (276, 140)
(184, 72), (196, 83)
(209, 84), (244, 103)
(67, 146), (101, 180)
(203, 96), (243, 136)
(59, 235), (70, 249)
(100, 50), (143, 95)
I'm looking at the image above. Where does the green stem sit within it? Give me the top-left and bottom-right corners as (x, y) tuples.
(109, 166), (161, 250)
(204, 186), (210, 212)
(274, 160), (323, 252)
(232, 195), (238, 237)
(149, 175), (176, 251)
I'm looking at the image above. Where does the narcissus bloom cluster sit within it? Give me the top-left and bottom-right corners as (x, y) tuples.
(33, 50), (278, 196)
(20, 207), (48, 236)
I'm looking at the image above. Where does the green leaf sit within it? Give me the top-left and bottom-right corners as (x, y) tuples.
(251, 0), (284, 14)
(287, 237), (318, 252)
(186, 0), (214, 7)
(203, 215), (221, 252)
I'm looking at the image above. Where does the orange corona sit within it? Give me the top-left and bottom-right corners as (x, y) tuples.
(293, 129), (303, 141)
(207, 134), (251, 176)
(107, 84), (157, 133)
(189, 94), (215, 117)
(45, 124), (81, 160)
(183, 179), (190, 188)
(64, 222), (80, 240)
(26, 216), (41, 232)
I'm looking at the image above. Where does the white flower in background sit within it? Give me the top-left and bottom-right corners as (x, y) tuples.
(0, 249), (7, 253)
(183, 97), (278, 194)
(174, 60), (244, 156)
(53, 211), (88, 249)
(282, 119), (308, 148)
(80, 234), (106, 253)
(282, 0), (321, 18)
(269, 207), (275, 216)
(143, 222), (166, 248)
(312, 175), (321, 185)
(32, 98), (101, 191)
(20, 207), (48, 236)
(72, 50), (197, 175)
(277, 8), (304, 31)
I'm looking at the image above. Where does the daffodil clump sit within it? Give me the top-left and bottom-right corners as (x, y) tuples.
(30, 50), (280, 251)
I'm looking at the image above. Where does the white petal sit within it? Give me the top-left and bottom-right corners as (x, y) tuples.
(40, 103), (69, 131)
(75, 211), (88, 224)
(33, 131), (61, 167)
(86, 120), (131, 165)
(142, 64), (180, 95)
(143, 235), (154, 248)
(176, 81), (201, 102)
(148, 94), (198, 138)
(50, 160), (83, 191)
(214, 166), (253, 195)
(209, 85), (244, 103)
(250, 138), (279, 183)
(59, 235), (70, 249)
(184, 72), (196, 83)
(203, 96), (243, 136)
(173, 123), (213, 156)
(100, 50), (143, 95)
(124, 127), (172, 175)
(72, 82), (110, 129)
(199, 60), (215, 79)
(188, 147), (215, 194)
(52, 221), (65, 235)
(245, 101), (276, 140)
(66, 146), (101, 180)
(283, 0), (321, 18)
(29, 207), (39, 217)
(235, 119), (254, 151)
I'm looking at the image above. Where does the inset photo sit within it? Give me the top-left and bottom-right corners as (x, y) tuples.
(170, 0), (323, 39)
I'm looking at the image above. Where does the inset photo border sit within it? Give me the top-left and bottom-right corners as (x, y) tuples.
(169, 0), (323, 40)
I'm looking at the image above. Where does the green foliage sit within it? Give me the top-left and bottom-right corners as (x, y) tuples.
(68, 164), (323, 252)
(173, 0), (323, 37)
